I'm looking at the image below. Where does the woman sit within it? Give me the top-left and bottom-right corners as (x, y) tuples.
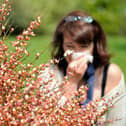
(42, 10), (126, 125)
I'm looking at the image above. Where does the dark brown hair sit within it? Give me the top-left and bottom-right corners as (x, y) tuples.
(51, 10), (111, 75)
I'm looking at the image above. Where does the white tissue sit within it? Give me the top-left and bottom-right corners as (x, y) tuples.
(64, 50), (74, 57)
(64, 50), (93, 63)
(72, 51), (93, 63)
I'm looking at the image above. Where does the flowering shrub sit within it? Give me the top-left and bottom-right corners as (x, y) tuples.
(0, 0), (119, 125)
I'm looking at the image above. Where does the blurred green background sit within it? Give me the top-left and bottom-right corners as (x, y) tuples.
(9, 0), (126, 35)
(1, 0), (126, 77)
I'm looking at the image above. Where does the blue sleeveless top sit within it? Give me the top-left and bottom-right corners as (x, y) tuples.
(81, 63), (109, 106)
(81, 63), (95, 105)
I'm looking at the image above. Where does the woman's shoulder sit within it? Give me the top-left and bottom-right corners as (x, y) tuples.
(105, 63), (125, 95)
(107, 63), (122, 79)
(102, 64), (126, 126)
(107, 63), (122, 85)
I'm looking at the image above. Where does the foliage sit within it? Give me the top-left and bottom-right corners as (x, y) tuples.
(6, 0), (126, 35)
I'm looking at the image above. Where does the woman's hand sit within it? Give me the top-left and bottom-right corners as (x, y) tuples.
(61, 56), (88, 100)
(67, 55), (88, 84)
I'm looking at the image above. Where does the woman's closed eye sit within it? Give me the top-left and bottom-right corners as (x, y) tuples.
(80, 44), (89, 48)
(65, 45), (75, 49)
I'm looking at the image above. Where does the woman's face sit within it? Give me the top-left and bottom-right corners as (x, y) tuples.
(63, 35), (94, 63)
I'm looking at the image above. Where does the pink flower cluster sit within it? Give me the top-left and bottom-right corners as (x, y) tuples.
(0, 0), (119, 125)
